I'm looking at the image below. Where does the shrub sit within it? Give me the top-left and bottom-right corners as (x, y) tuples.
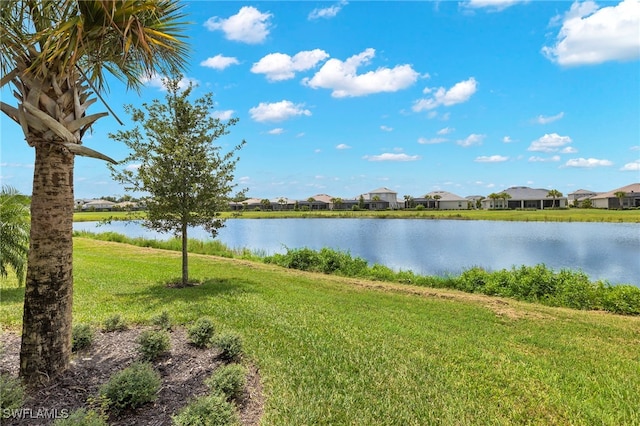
(172, 393), (240, 426)
(100, 362), (161, 412)
(72, 323), (94, 352)
(457, 267), (490, 293)
(188, 318), (215, 348)
(102, 314), (127, 332)
(602, 284), (640, 315)
(151, 311), (172, 331)
(53, 408), (108, 426)
(137, 330), (171, 361)
(415, 204), (425, 211)
(205, 364), (247, 401)
(212, 331), (244, 362)
(0, 374), (24, 412)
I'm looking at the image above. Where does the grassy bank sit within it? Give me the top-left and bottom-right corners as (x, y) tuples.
(2, 238), (639, 424)
(74, 208), (640, 222)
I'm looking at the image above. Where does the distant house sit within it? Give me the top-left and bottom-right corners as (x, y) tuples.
(590, 183), (640, 209)
(466, 195), (484, 209)
(414, 191), (470, 210)
(567, 189), (599, 207)
(81, 199), (116, 211)
(481, 187), (567, 210)
(364, 187), (399, 210)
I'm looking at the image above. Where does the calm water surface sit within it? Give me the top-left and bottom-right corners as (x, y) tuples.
(74, 219), (640, 286)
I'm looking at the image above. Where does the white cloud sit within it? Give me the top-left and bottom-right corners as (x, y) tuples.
(211, 110), (235, 121)
(503, 136), (513, 143)
(252, 49), (329, 81)
(413, 78), (478, 111)
(363, 153), (421, 162)
(418, 137), (447, 145)
(565, 157), (613, 168)
(125, 163), (141, 171)
(204, 6), (272, 44)
(249, 100), (311, 122)
(380, 125), (393, 132)
(267, 128), (284, 135)
(463, 0), (525, 11)
(141, 73), (198, 91)
(535, 111), (564, 124)
(528, 155), (561, 162)
(303, 48), (419, 97)
(621, 159), (640, 171)
(475, 155), (509, 162)
(437, 127), (455, 135)
(309, 0), (348, 20)
(336, 143), (351, 150)
(200, 54), (240, 70)
(528, 133), (573, 152)
(457, 133), (485, 147)
(560, 146), (578, 154)
(630, 145), (640, 151)
(543, 0), (640, 66)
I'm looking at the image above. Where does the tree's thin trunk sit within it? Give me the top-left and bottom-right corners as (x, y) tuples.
(182, 221), (188, 286)
(20, 144), (74, 384)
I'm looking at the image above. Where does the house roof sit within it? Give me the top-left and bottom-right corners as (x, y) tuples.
(422, 190), (466, 201)
(498, 187), (564, 200)
(368, 187), (397, 194)
(568, 189), (599, 196)
(309, 194), (335, 203)
(590, 183), (640, 199)
(84, 199), (116, 206)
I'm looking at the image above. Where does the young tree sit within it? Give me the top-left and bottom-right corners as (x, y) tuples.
(109, 76), (245, 287)
(0, 0), (188, 384)
(0, 186), (30, 285)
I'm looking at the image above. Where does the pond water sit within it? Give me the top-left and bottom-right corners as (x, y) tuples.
(74, 219), (640, 287)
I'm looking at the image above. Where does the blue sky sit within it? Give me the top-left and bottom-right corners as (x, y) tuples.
(1, 0), (639, 200)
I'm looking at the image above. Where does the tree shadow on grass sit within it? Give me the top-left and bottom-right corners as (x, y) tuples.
(109, 277), (259, 319)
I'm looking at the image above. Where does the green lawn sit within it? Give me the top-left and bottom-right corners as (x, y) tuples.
(2, 238), (639, 424)
(74, 208), (640, 222)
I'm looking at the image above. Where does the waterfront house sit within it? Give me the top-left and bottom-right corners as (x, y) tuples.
(414, 191), (470, 210)
(481, 187), (568, 210)
(589, 183), (640, 209)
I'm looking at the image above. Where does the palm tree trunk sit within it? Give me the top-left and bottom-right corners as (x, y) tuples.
(20, 144), (75, 384)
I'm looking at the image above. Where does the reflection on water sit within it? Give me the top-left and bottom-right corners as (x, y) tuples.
(75, 219), (640, 286)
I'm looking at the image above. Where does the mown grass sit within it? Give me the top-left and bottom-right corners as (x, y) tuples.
(74, 208), (640, 223)
(2, 238), (639, 424)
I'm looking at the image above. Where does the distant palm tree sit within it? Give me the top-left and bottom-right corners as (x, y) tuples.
(261, 199), (271, 210)
(433, 194), (442, 210)
(614, 191), (627, 209)
(424, 195), (433, 209)
(278, 197), (287, 210)
(487, 193), (499, 209)
(331, 197), (344, 210)
(498, 192), (512, 209)
(547, 189), (562, 208)
(0, 186), (30, 286)
(403, 195), (414, 209)
(307, 197), (316, 210)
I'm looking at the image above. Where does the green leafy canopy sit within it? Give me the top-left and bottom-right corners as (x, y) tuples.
(109, 75), (246, 237)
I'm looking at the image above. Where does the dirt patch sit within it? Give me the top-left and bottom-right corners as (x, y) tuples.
(0, 328), (263, 425)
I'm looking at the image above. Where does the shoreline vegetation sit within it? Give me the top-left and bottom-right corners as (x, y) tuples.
(73, 208), (640, 223)
(72, 231), (640, 316)
(2, 237), (639, 424)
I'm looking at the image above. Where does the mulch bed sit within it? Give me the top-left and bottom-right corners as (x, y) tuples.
(0, 328), (263, 425)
